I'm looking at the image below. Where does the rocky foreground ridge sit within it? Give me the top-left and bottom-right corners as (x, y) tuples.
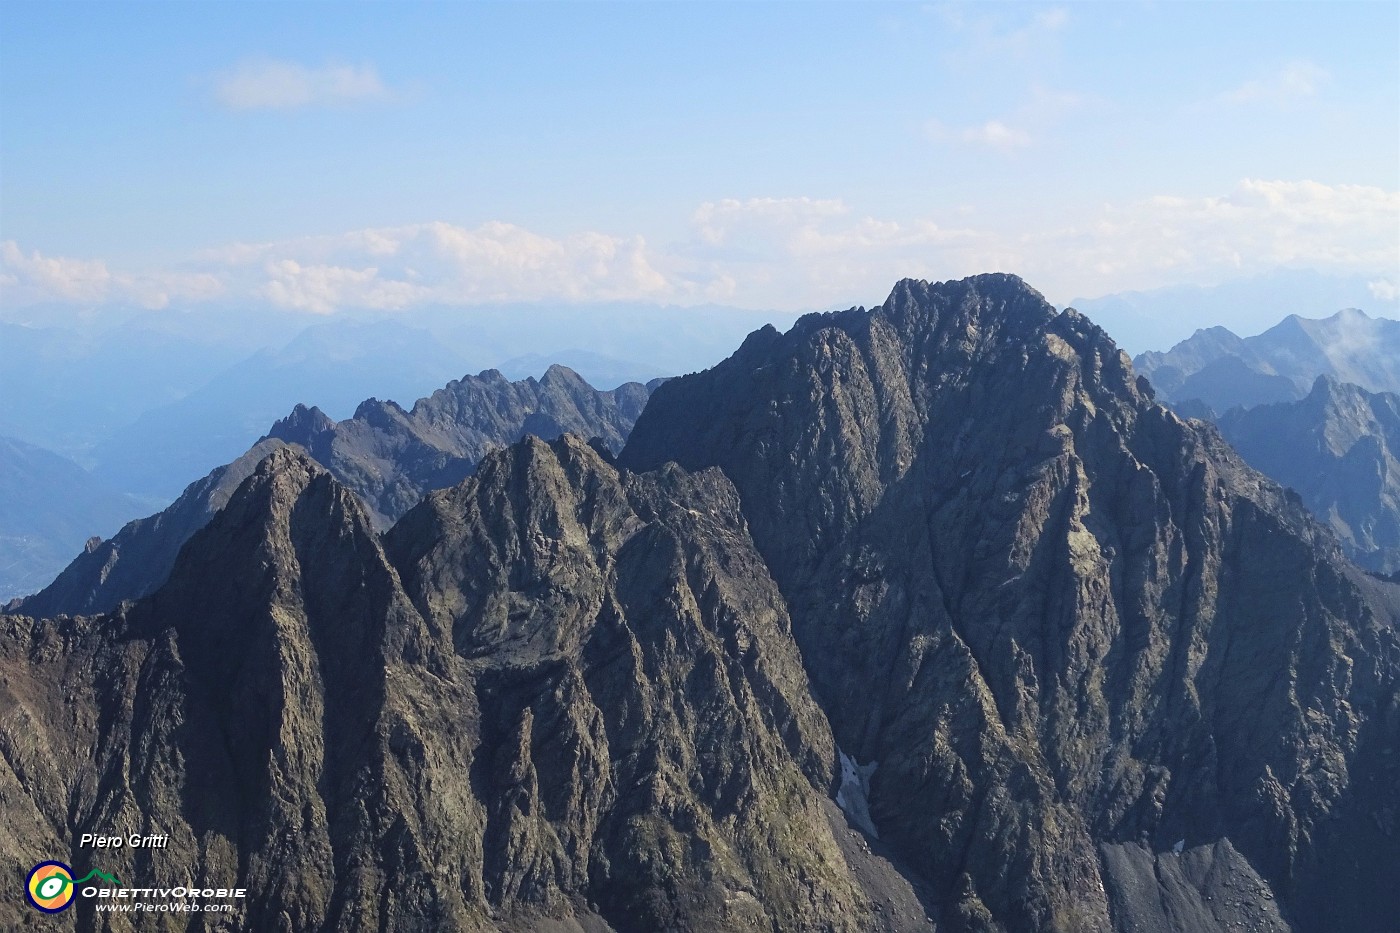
(2, 275), (1397, 932)
(14, 365), (657, 619)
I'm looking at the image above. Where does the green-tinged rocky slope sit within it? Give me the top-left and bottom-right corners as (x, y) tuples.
(1, 442), (930, 932)
(2, 274), (1396, 932)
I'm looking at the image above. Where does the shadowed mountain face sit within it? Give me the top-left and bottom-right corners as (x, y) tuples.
(621, 274), (1400, 931)
(1214, 376), (1400, 575)
(14, 438), (291, 617)
(2, 275), (1398, 932)
(17, 366), (658, 619)
(1133, 308), (1400, 413)
(0, 443), (930, 932)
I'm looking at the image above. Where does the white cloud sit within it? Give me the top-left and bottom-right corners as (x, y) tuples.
(0, 240), (223, 309)
(934, 3), (1069, 64)
(3, 179), (1395, 316)
(692, 197), (849, 246)
(926, 116), (1033, 152)
(419, 221), (671, 302)
(677, 198), (995, 308)
(214, 60), (390, 111)
(260, 260), (426, 314)
(678, 179), (1398, 308)
(1025, 178), (1400, 298)
(1219, 60), (1330, 106)
(217, 221), (677, 311)
(1034, 8), (1068, 32)
(927, 85), (1088, 153)
(0, 240), (111, 303)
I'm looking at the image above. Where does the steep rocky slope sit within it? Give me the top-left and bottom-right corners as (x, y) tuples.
(17, 366), (656, 618)
(622, 274), (1400, 931)
(14, 438), (289, 618)
(2, 275), (1397, 932)
(0, 443), (927, 932)
(1213, 376), (1400, 575)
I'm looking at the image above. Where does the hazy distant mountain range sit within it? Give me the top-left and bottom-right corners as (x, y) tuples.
(89, 320), (475, 502)
(1213, 377), (1400, 574)
(1071, 268), (1399, 355)
(4, 275), (1395, 931)
(0, 317), (277, 461)
(1132, 307), (1400, 413)
(0, 303), (787, 601)
(0, 437), (146, 602)
(1126, 308), (1400, 575)
(0, 303), (795, 496)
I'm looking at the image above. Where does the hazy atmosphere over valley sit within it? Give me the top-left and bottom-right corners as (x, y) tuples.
(1, 3), (1398, 931)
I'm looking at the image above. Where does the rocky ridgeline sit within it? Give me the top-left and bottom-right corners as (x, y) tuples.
(15, 365), (657, 619)
(2, 275), (1396, 932)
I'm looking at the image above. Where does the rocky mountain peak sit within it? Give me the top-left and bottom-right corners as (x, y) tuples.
(21, 365), (663, 620)
(622, 272), (1400, 930)
(265, 401), (335, 441)
(201, 443), (327, 531)
(539, 362), (589, 385)
(3, 274), (1397, 932)
(881, 272), (1056, 335)
(146, 446), (354, 617)
(350, 396), (410, 424)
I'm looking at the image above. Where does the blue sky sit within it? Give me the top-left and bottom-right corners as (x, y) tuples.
(1, 1), (1397, 318)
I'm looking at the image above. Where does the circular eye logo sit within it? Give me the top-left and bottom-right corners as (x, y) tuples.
(26, 861), (75, 913)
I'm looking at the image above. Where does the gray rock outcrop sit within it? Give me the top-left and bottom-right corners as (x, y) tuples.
(2, 275), (1397, 931)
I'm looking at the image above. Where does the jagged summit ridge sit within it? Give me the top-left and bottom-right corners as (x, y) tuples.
(19, 364), (660, 619)
(263, 363), (657, 528)
(2, 273), (1397, 932)
(2, 436), (935, 932)
(621, 272), (1399, 931)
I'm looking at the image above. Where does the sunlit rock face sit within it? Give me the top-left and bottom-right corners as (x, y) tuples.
(2, 275), (1397, 932)
(624, 273), (1400, 932)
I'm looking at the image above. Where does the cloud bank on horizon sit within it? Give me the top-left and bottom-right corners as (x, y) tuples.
(1, 2), (1396, 321)
(3, 177), (1395, 315)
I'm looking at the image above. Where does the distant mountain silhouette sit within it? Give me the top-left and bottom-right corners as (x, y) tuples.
(0, 436), (146, 602)
(1130, 309), (1400, 575)
(496, 348), (669, 388)
(1072, 269), (1399, 354)
(1213, 376), (1400, 574)
(88, 319), (473, 501)
(1134, 308), (1400, 412)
